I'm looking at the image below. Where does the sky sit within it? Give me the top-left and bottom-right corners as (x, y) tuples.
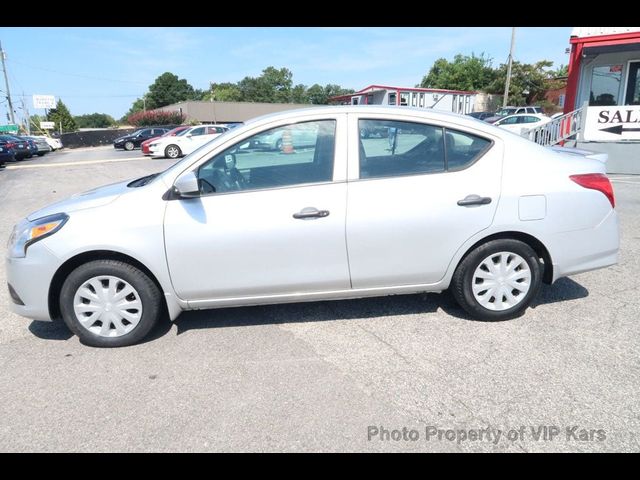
(0, 27), (573, 122)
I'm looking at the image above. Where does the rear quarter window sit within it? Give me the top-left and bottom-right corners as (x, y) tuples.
(444, 128), (492, 170)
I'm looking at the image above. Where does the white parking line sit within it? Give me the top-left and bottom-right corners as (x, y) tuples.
(5, 156), (145, 170)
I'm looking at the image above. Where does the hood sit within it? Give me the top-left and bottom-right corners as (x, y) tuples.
(27, 179), (132, 221)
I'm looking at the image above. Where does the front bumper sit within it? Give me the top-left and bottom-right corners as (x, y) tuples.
(5, 243), (62, 321)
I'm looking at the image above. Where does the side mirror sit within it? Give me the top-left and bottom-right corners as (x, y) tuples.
(173, 171), (200, 198)
(185, 134), (193, 138)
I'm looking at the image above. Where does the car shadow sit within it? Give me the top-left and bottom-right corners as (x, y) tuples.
(26, 277), (588, 342)
(28, 319), (74, 341)
(172, 277), (589, 333)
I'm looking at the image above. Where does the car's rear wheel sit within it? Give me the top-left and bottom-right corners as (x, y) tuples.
(124, 141), (135, 151)
(451, 239), (542, 321)
(165, 144), (181, 159)
(59, 260), (162, 347)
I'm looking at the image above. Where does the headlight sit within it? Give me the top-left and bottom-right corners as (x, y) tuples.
(7, 213), (69, 258)
(149, 143), (158, 148)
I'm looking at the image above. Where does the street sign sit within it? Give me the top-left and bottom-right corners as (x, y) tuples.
(0, 124), (19, 133)
(40, 121), (55, 130)
(32, 94), (56, 109)
(584, 105), (640, 141)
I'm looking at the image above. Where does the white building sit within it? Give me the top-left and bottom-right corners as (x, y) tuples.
(329, 84), (477, 115)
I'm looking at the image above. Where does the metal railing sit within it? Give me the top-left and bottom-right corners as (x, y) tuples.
(521, 106), (585, 146)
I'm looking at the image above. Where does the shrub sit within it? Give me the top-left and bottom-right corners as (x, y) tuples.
(127, 110), (186, 127)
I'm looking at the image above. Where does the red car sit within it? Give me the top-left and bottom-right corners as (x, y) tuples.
(141, 126), (189, 155)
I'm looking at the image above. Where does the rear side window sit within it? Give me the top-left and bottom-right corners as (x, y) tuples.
(358, 119), (491, 179)
(444, 128), (491, 170)
(358, 119), (445, 179)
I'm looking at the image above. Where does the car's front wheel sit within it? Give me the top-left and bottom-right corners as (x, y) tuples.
(451, 239), (542, 321)
(59, 260), (162, 347)
(124, 141), (135, 151)
(165, 144), (182, 159)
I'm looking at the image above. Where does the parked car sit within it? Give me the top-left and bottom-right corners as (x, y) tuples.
(0, 135), (31, 160)
(148, 125), (229, 159)
(22, 137), (39, 157)
(114, 127), (171, 151)
(250, 123), (317, 149)
(493, 113), (552, 135)
(467, 111), (495, 121)
(484, 106), (545, 124)
(0, 143), (14, 169)
(141, 126), (190, 156)
(6, 106), (619, 347)
(23, 136), (52, 156)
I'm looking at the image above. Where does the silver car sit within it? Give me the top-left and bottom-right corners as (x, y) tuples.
(6, 106), (619, 347)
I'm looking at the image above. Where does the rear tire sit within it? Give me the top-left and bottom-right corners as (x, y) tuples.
(450, 239), (542, 321)
(59, 260), (162, 347)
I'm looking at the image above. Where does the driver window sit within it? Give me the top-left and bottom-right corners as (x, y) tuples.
(197, 120), (336, 194)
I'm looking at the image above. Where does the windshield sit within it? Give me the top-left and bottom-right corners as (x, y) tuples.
(175, 128), (191, 137)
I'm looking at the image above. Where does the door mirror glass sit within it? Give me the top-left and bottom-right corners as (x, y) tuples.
(173, 171), (200, 198)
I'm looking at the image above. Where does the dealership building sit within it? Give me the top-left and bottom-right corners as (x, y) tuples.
(564, 27), (640, 173)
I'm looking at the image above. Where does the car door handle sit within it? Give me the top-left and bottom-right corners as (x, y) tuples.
(457, 195), (492, 206)
(293, 208), (330, 219)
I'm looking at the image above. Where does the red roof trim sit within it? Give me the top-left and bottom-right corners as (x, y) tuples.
(357, 84), (476, 95)
(570, 31), (640, 45)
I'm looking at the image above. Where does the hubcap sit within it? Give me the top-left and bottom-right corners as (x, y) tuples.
(472, 252), (531, 311)
(167, 147), (178, 158)
(73, 275), (143, 338)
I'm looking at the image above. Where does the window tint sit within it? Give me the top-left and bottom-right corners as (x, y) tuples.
(444, 128), (491, 170)
(590, 64), (622, 106)
(522, 116), (540, 123)
(189, 127), (206, 136)
(358, 119), (445, 179)
(197, 120), (336, 194)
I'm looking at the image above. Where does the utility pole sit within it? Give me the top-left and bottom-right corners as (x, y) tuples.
(0, 40), (16, 124)
(21, 94), (31, 135)
(503, 27), (516, 108)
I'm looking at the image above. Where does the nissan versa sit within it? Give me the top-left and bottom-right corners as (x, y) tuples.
(6, 106), (619, 347)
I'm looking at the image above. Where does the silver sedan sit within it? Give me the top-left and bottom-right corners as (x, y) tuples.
(6, 106), (619, 347)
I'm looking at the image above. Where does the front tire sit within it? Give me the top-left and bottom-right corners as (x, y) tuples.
(165, 144), (181, 159)
(59, 260), (162, 347)
(124, 141), (135, 151)
(450, 239), (542, 321)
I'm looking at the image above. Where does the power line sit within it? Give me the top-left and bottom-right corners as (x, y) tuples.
(5, 58), (147, 85)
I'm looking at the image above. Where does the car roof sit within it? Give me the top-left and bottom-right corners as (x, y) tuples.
(242, 105), (509, 134)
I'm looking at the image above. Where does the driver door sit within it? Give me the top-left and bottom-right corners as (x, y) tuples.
(163, 116), (350, 304)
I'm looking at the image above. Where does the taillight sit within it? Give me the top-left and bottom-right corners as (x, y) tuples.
(6, 142), (15, 148)
(570, 173), (615, 208)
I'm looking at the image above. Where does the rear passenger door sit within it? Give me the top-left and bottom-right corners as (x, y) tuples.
(345, 114), (503, 288)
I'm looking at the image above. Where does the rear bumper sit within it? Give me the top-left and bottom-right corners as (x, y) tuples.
(550, 209), (619, 282)
(5, 243), (62, 322)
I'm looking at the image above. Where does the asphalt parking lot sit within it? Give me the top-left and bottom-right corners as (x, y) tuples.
(0, 146), (639, 452)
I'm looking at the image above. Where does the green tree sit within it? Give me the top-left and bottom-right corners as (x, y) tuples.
(552, 64), (568, 78)
(304, 83), (354, 104)
(204, 82), (243, 102)
(74, 112), (116, 128)
(47, 99), (77, 133)
(237, 67), (294, 103)
(487, 60), (555, 106)
(146, 72), (198, 109)
(420, 53), (497, 91)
